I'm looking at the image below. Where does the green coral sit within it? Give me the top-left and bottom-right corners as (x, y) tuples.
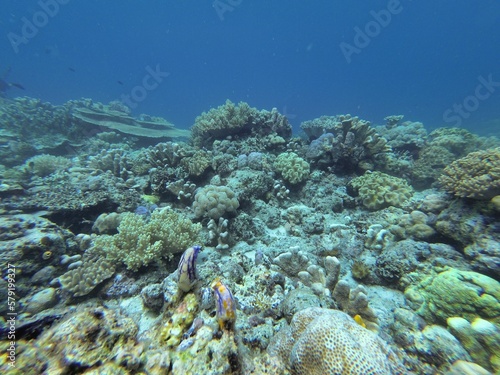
(94, 207), (201, 271)
(350, 171), (413, 210)
(274, 152), (310, 184)
(405, 268), (500, 327)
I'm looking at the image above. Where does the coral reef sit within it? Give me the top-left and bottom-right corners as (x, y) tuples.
(2, 97), (500, 375)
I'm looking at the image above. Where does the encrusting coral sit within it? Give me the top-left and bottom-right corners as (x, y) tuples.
(93, 207), (201, 271)
(439, 147), (500, 199)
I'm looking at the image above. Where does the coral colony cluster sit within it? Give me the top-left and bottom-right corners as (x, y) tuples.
(0, 97), (499, 374)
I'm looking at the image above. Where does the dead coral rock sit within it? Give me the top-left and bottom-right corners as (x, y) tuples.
(36, 306), (138, 372)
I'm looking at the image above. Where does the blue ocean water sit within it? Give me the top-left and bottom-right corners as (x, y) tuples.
(1, 0), (499, 133)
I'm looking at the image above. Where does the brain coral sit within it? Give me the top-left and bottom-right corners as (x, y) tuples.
(349, 171), (413, 210)
(193, 185), (239, 220)
(274, 152), (310, 184)
(438, 147), (500, 199)
(268, 307), (405, 375)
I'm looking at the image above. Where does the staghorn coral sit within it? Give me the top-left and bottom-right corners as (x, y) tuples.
(439, 147), (500, 199)
(94, 207), (201, 271)
(191, 100), (291, 148)
(349, 171), (413, 210)
(268, 307), (405, 375)
(274, 152), (310, 185)
(192, 185), (239, 220)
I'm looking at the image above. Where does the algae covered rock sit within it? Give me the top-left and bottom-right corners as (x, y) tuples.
(35, 306), (138, 373)
(349, 171), (413, 210)
(405, 268), (500, 327)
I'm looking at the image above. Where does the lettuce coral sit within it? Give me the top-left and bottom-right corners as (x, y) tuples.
(94, 207), (201, 271)
(349, 171), (413, 210)
(438, 147), (500, 199)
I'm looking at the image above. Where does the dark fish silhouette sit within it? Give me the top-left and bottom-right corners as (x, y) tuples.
(0, 67), (25, 94)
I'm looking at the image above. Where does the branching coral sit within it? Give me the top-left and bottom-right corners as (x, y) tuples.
(303, 114), (391, 172)
(191, 100), (291, 148)
(25, 154), (71, 177)
(439, 147), (500, 199)
(94, 207), (201, 271)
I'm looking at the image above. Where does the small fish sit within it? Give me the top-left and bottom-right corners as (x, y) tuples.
(177, 245), (202, 292)
(211, 278), (236, 330)
(177, 337), (194, 352)
(117, 80), (124, 85)
(182, 317), (204, 340)
(68, 67), (76, 72)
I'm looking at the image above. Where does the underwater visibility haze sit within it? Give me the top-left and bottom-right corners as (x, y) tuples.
(0, 1), (500, 374)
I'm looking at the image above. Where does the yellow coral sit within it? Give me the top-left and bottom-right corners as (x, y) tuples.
(439, 147), (500, 199)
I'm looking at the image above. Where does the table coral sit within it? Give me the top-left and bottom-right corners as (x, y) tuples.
(268, 307), (405, 375)
(439, 147), (500, 199)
